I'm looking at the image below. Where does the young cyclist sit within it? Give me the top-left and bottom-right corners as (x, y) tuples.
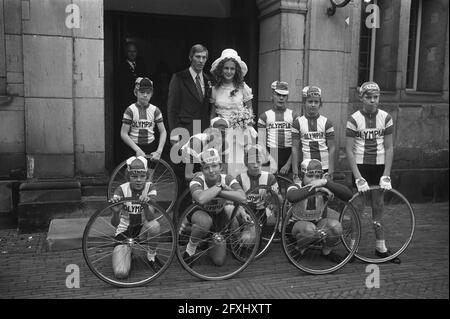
(345, 81), (400, 264)
(180, 117), (229, 181)
(236, 145), (280, 228)
(121, 77), (167, 160)
(183, 148), (252, 266)
(292, 86), (335, 184)
(286, 159), (353, 263)
(258, 81), (299, 175)
(110, 156), (163, 278)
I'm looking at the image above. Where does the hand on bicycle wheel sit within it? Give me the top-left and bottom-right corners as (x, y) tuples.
(379, 176), (392, 191)
(149, 151), (162, 161)
(109, 194), (122, 203)
(139, 194), (152, 203)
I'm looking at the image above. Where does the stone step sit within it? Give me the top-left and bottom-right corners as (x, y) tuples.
(81, 185), (108, 197)
(18, 196), (107, 233)
(46, 218), (91, 251)
(46, 215), (175, 252)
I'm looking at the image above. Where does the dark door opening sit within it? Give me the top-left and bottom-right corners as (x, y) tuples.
(104, 2), (259, 171)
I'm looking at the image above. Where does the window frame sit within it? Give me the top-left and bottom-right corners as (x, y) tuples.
(406, 0), (422, 91)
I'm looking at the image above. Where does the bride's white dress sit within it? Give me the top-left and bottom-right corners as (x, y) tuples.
(210, 82), (255, 177)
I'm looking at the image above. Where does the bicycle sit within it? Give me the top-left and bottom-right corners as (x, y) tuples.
(281, 191), (362, 274)
(107, 155), (178, 213)
(173, 172), (292, 243)
(82, 198), (176, 287)
(176, 199), (261, 280)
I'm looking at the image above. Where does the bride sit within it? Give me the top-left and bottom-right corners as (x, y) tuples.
(210, 49), (256, 176)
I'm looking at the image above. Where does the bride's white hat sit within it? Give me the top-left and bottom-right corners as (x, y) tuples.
(210, 48), (248, 77)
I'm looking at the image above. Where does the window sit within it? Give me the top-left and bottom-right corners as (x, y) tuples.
(416, 0), (448, 92)
(358, 1), (375, 85)
(358, 0), (399, 90)
(406, 0), (421, 89)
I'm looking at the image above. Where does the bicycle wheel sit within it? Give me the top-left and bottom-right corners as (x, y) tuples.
(281, 192), (361, 274)
(349, 186), (415, 263)
(245, 185), (281, 259)
(274, 174), (293, 242)
(176, 202), (260, 281)
(82, 199), (176, 287)
(108, 157), (178, 212)
(275, 174), (293, 218)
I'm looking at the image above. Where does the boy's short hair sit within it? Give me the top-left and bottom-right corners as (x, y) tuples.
(300, 159), (323, 175)
(126, 156), (148, 173)
(271, 81), (289, 95)
(200, 148), (221, 166)
(245, 144), (267, 164)
(359, 81), (380, 97)
(134, 77), (153, 95)
(302, 85), (322, 98)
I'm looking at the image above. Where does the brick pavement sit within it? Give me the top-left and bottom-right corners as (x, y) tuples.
(0, 203), (448, 299)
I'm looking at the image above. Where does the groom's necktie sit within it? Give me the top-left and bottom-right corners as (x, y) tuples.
(195, 74), (204, 99)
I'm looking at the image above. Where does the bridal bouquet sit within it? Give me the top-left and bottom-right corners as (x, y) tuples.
(229, 107), (255, 130)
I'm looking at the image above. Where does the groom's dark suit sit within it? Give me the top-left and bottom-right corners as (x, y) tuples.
(167, 69), (211, 138)
(167, 68), (211, 193)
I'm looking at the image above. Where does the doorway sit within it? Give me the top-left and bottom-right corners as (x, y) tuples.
(104, 1), (259, 170)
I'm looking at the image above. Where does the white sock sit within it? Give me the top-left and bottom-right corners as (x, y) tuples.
(147, 250), (156, 261)
(186, 239), (199, 256)
(350, 239), (356, 250)
(376, 240), (387, 253)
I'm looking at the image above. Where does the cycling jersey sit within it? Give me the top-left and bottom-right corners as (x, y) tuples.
(258, 108), (296, 149)
(122, 103), (163, 145)
(236, 171), (278, 210)
(287, 182), (326, 222)
(346, 109), (393, 165)
(292, 114), (334, 170)
(114, 182), (157, 235)
(189, 173), (240, 213)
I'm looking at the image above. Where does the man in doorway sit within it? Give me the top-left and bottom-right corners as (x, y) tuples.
(119, 41), (149, 108)
(115, 41), (149, 164)
(167, 44), (212, 193)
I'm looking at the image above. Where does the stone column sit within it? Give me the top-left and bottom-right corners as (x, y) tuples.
(256, 0), (307, 115)
(257, 0), (355, 169)
(21, 0), (104, 178)
(303, 0), (355, 168)
(1, 0), (26, 178)
(72, 0), (105, 176)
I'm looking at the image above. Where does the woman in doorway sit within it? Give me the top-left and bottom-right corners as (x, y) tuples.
(210, 49), (257, 177)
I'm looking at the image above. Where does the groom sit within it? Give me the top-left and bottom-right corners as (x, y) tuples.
(167, 44), (212, 191)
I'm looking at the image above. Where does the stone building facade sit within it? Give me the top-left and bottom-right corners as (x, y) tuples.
(0, 0), (448, 220)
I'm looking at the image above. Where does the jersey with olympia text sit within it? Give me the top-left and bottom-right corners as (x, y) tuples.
(346, 109), (393, 165)
(114, 182), (157, 235)
(258, 108), (296, 149)
(236, 171), (279, 210)
(190, 174), (241, 213)
(287, 182), (326, 222)
(292, 115), (334, 170)
(122, 103), (163, 145)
